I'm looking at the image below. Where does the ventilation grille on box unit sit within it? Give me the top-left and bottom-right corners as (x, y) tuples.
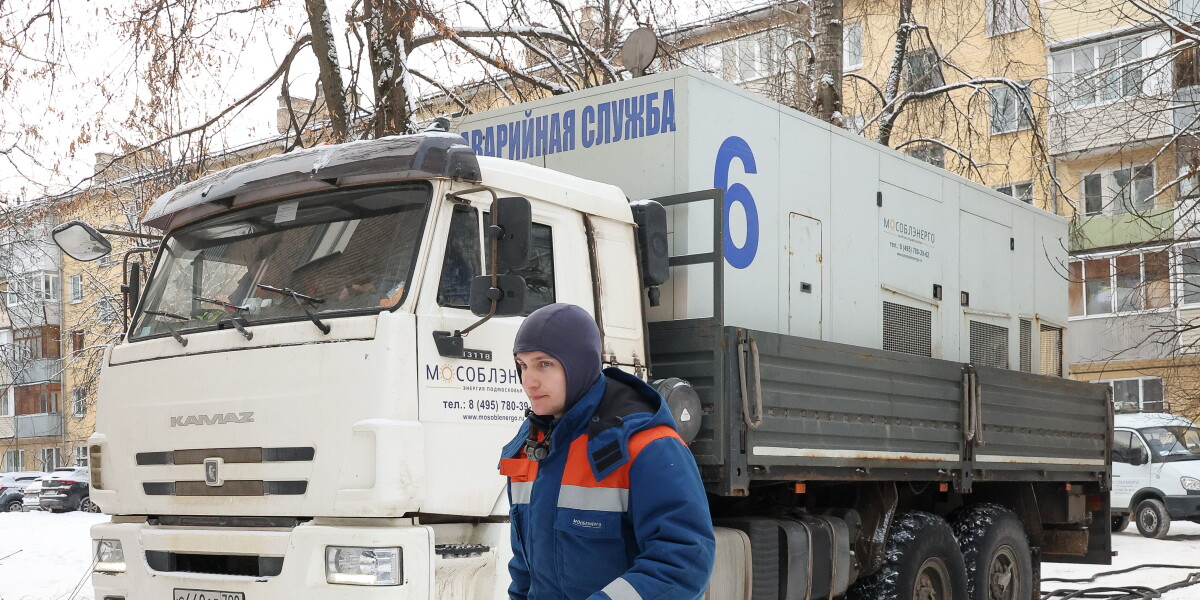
(970, 321), (1009, 369)
(882, 301), (932, 357)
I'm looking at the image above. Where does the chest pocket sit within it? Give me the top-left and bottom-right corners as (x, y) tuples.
(554, 507), (623, 539)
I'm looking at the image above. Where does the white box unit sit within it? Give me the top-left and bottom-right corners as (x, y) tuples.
(457, 69), (1069, 371)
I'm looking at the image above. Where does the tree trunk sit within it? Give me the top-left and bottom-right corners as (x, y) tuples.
(364, 0), (416, 136)
(811, 0), (843, 125)
(304, 0), (350, 142)
(877, 0), (914, 146)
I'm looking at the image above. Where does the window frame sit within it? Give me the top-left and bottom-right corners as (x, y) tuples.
(996, 181), (1034, 203)
(1106, 376), (1165, 412)
(713, 27), (796, 85)
(1051, 36), (1146, 110)
(987, 0), (1030, 37)
(903, 47), (946, 93)
(1080, 164), (1156, 217)
(68, 274), (83, 304)
(990, 83), (1033, 134)
(843, 21), (863, 71)
(74, 445), (88, 467)
(71, 388), (86, 418)
(1068, 247), (1171, 318)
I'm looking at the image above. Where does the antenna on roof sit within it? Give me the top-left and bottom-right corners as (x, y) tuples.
(622, 26), (658, 78)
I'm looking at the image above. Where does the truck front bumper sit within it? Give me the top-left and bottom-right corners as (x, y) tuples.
(90, 519), (433, 599)
(1164, 492), (1200, 519)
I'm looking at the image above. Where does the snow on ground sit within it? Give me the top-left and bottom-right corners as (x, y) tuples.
(1, 511), (1199, 599)
(1042, 520), (1200, 599)
(0, 511), (105, 600)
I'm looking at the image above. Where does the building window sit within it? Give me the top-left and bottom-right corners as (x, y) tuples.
(1080, 165), (1155, 216)
(843, 22), (863, 71)
(74, 445), (88, 467)
(71, 330), (84, 355)
(990, 84), (1032, 134)
(715, 28), (794, 84)
(1176, 246), (1200, 304)
(0, 388), (11, 416)
(987, 0), (1030, 36)
(98, 295), (120, 324)
(39, 447), (61, 470)
(4, 272), (61, 306)
(1068, 250), (1170, 317)
(1109, 377), (1164, 412)
(68, 274), (83, 303)
(904, 47), (944, 92)
(3, 449), (25, 471)
(72, 388), (86, 417)
(38, 389), (59, 414)
(906, 144), (945, 168)
(996, 182), (1034, 203)
(1051, 37), (1143, 109)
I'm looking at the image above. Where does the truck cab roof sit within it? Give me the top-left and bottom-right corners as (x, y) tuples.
(1114, 412), (1195, 429)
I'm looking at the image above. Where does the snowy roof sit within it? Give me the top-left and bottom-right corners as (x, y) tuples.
(1114, 412), (1195, 429)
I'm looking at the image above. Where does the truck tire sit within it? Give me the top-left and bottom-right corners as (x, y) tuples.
(846, 511), (968, 600)
(950, 504), (1032, 600)
(1111, 514), (1129, 533)
(1134, 498), (1170, 539)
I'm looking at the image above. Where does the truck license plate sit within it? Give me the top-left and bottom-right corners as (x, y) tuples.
(173, 589), (244, 600)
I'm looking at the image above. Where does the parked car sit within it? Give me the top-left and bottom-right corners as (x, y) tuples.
(39, 466), (97, 513)
(21, 476), (46, 511)
(25, 467), (76, 512)
(0, 471), (45, 512)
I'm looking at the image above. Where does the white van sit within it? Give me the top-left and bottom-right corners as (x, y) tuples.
(1112, 412), (1200, 537)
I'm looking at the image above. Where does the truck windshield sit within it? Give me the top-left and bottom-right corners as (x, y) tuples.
(131, 182), (432, 341)
(1139, 426), (1200, 461)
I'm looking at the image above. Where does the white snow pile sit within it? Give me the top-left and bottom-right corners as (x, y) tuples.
(0, 511), (105, 600)
(1, 512), (1200, 599)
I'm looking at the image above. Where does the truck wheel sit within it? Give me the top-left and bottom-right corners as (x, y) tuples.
(847, 511), (968, 600)
(950, 504), (1032, 600)
(1111, 514), (1129, 533)
(1134, 498), (1170, 539)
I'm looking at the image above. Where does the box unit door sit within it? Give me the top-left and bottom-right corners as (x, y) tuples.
(788, 213), (822, 339)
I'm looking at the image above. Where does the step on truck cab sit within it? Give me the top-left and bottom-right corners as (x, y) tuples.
(62, 69), (1111, 600)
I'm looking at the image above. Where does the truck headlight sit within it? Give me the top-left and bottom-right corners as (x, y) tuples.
(325, 546), (402, 586)
(94, 539), (125, 573)
(1182, 476), (1200, 491)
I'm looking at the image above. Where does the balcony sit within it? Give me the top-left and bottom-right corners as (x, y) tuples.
(11, 358), (62, 385)
(15, 413), (62, 438)
(1069, 208), (1173, 252)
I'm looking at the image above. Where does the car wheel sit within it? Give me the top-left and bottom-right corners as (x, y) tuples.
(1112, 514), (1130, 533)
(80, 497), (100, 514)
(4, 500), (21, 513)
(950, 504), (1033, 600)
(846, 511), (969, 600)
(1134, 498), (1170, 539)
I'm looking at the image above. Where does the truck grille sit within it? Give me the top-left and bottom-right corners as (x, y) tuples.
(146, 550), (283, 577)
(136, 446), (314, 465)
(143, 480), (307, 496)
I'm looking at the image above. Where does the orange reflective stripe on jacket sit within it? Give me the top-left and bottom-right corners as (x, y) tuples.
(558, 425), (683, 513)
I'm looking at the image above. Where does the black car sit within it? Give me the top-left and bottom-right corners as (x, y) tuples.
(0, 471), (46, 512)
(39, 467), (98, 513)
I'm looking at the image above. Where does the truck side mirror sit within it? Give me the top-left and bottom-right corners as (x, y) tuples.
(52, 220), (112, 262)
(469, 273), (527, 317)
(630, 200), (669, 287)
(490, 197), (532, 271)
(1131, 446), (1149, 466)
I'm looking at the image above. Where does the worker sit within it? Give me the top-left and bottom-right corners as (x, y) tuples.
(499, 303), (716, 600)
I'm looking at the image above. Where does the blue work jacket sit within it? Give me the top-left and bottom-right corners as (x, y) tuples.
(499, 367), (715, 600)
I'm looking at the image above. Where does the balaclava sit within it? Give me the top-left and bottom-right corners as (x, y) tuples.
(513, 303), (603, 415)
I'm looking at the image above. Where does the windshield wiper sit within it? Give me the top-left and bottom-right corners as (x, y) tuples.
(255, 284), (331, 335)
(143, 310), (190, 347)
(194, 296), (253, 340)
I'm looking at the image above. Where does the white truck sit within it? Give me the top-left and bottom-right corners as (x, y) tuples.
(58, 69), (1110, 600)
(1111, 411), (1200, 538)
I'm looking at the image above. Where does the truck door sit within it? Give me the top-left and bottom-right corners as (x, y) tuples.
(788, 213), (822, 339)
(413, 190), (591, 513)
(1111, 428), (1151, 511)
